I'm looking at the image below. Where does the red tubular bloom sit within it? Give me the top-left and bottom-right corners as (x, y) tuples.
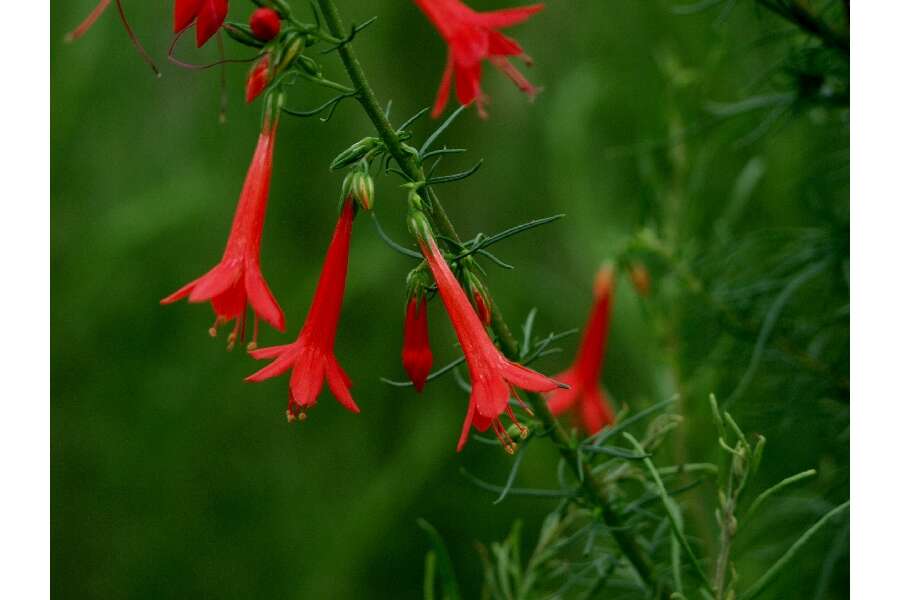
(402, 296), (433, 393)
(545, 266), (616, 434)
(246, 201), (359, 420)
(250, 7), (281, 41)
(161, 113), (285, 348)
(174, 0), (229, 48)
(413, 0), (544, 118)
(245, 54), (271, 104)
(416, 227), (561, 452)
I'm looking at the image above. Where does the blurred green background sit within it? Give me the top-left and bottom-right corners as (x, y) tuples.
(52, 1), (848, 598)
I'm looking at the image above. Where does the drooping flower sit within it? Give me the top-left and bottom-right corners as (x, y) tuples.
(65, 0), (159, 75)
(413, 0), (544, 117)
(246, 200), (360, 420)
(161, 102), (285, 349)
(249, 7), (282, 41)
(409, 210), (562, 452)
(546, 265), (616, 434)
(402, 294), (433, 393)
(245, 54), (271, 104)
(174, 0), (229, 48)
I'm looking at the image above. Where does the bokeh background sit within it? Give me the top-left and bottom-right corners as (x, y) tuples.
(52, 1), (849, 598)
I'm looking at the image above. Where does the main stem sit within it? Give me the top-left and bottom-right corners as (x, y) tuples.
(316, 0), (665, 594)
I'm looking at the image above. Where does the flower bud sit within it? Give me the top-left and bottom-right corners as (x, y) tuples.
(245, 54), (271, 104)
(406, 205), (432, 242)
(249, 8), (281, 41)
(273, 33), (304, 77)
(296, 54), (321, 77)
(464, 269), (492, 326)
(224, 23), (265, 48)
(594, 262), (615, 298)
(342, 169), (375, 212)
(629, 261), (651, 296)
(331, 137), (379, 170)
(402, 292), (433, 393)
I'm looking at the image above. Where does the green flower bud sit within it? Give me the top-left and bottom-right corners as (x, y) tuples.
(224, 23), (265, 48)
(331, 137), (379, 171)
(342, 168), (375, 211)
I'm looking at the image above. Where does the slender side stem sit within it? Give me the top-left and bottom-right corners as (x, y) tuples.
(315, 0), (666, 595)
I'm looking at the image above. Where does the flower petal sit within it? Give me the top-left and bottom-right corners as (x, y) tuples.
(456, 398), (477, 452)
(160, 277), (200, 304)
(187, 261), (242, 302)
(289, 348), (327, 409)
(245, 263), (285, 332)
(579, 386), (614, 435)
(244, 350), (295, 382)
(502, 360), (561, 393)
(325, 357), (359, 413)
(174, 0), (202, 33)
(432, 53), (455, 117)
(195, 0), (228, 47)
(248, 343), (294, 361)
(475, 4), (544, 29)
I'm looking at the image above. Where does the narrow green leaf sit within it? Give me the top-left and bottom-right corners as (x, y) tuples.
(624, 433), (714, 592)
(418, 519), (462, 600)
(420, 104), (468, 154)
(741, 501), (849, 600)
(744, 469), (817, 522)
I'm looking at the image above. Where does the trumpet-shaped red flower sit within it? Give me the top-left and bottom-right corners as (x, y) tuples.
(161, 113), (285, 348)
(413, 0), (544, 117)
(402, 295), (433, 393)
(246, 200), (359, 420)
(412, 216), (561, 452)
(546, 266), (616, 434)
(174, 0), (229, 48)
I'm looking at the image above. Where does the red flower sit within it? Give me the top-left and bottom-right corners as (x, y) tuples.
(161, 110), (285, 349)
(174, 0), (229, 48)
(412, 214), (561, 452)
(413, 0), (544, 117)
(249, 7), (281, 41)
(546, 266), (616, 434)
(402, 295), (433, 393)
(246, 200), (359, 420)
(245, 54), (271, 104)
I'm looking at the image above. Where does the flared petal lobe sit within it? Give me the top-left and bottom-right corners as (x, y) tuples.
(174, 0), (228, 47)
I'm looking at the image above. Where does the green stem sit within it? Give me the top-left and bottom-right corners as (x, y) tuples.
(315, 0), (666, 595)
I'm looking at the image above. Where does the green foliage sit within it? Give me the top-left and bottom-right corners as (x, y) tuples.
(51, 0), (848, 598)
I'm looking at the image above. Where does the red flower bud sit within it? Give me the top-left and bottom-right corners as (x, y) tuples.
(402, 296), (433, 393)
(245, 54), (271, 104)
(464, 270), (492, 326)
(250, 7), (281, 41)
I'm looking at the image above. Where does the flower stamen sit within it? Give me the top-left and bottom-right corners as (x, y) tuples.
(209, 316), (225, 337)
